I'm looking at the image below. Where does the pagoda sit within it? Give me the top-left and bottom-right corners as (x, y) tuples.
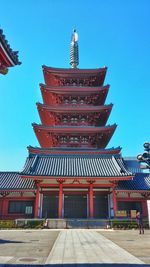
(0, 30), (149, 222)
(21, 30), (133, 219)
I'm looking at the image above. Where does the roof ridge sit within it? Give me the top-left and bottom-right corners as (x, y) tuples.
(112, 156), (127, 174)
(29, 153), (114, 158)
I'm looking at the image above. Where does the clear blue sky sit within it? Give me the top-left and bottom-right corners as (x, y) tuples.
(0, 0), (150, 171)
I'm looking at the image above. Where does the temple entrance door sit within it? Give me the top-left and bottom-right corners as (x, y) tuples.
(64, 194), (87, 218)
(94, 194), (108, 218)
(42, 194), (58, 218)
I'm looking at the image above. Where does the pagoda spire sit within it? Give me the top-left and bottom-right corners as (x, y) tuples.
(70, 29), (79, 68)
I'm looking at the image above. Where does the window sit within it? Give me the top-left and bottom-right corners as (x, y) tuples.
(64, 99), (69, 104)
(80, 99), (84, 104)
(62, 117), (67, 123)
(81, 136), (89, 143)
(70, 117), (78, 124)
(71, 99), (77, 104)
(8, 201), (34, 214)
(70, 136), (79, 143)
(60, 136), (67, 143)
(81, 117), (86, 123)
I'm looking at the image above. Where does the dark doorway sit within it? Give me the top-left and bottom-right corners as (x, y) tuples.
(42, 194), (58, 218)
(94, 194), (108, 218)
(64, 194), (87, 218)
(118, 201), (142, 216)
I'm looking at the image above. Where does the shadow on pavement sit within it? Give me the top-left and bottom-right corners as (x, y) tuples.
(0, 239), (24, 244)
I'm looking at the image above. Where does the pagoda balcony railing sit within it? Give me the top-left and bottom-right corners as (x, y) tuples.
(58, 143), (94, 148)
(47, 103), (104, 110)
(61, 122), (89, 126)
(61, 104), (110, 108)
(39, 103), (112, 110)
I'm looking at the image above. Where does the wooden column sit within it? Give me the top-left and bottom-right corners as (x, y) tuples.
(112, 184), (118, 217)
(89, 183), (94, 218)
(57, 179), (64, 218)
(1, 193), (9, 219)
(87, 180), (95, 218)
(1, 198), (8, 219)
(34, 183), (40, 218)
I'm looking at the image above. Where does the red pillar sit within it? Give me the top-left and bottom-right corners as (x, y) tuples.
(1, 198), (8, 219)
(34, 184), (40, 218)
(112, 186), (117, 217)
(58, 182), (63, 218)
(89, 182), (94, 218)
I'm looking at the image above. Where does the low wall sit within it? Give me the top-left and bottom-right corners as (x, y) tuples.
(15, 218), (110, 229)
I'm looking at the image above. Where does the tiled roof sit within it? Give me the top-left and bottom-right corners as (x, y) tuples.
(117, 173), (150, 190)
(0, 29), (21, 65)
(124, 158), (142, 173)
(0, 172), (35, 190)
(21, 154), (132, 177)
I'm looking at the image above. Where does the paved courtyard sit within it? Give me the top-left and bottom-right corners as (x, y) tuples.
(100, 229), (150, 264)
(0, 229), (149, 266)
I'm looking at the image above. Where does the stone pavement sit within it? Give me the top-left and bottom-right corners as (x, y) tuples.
(0, 229), (149, 266)
(100, 229), (150, 264)
(45, 230), (144, 264)
(0, 229), (59, 265)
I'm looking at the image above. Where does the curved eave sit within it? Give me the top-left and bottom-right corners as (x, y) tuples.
(21, 175), (133, 180)
(40, 83), (109, 94)
(43, 65), (107, 86)
(37, 104), (112, 126)
(37, 102), (113, 113)
(41, 84), (109, 106)
(32, 123), (117, 134)
(33, 124), (116, 148)
(0, 46), (15, 66)
(0, 189), (35, 192)
(42, 65), (107, 74)
(0, 29), (21, 66)
(27, 146), (122, 155)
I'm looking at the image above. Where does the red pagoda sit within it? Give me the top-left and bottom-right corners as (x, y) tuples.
(0, 30), (149, 222)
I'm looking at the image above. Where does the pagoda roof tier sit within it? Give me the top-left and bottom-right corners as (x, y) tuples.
(40, 84), (109, 106)
(21, 153), (132, 179)
(37, 103), (112, 126)
(0, 28), (21, 74)
(37, 102), (113, 113)
(32, 123), (117, 149)
(40, 83), (109, 94)
(28, 146), (122, 155)
(42, 65), (107, 87)
(33, 123), (116, 133)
